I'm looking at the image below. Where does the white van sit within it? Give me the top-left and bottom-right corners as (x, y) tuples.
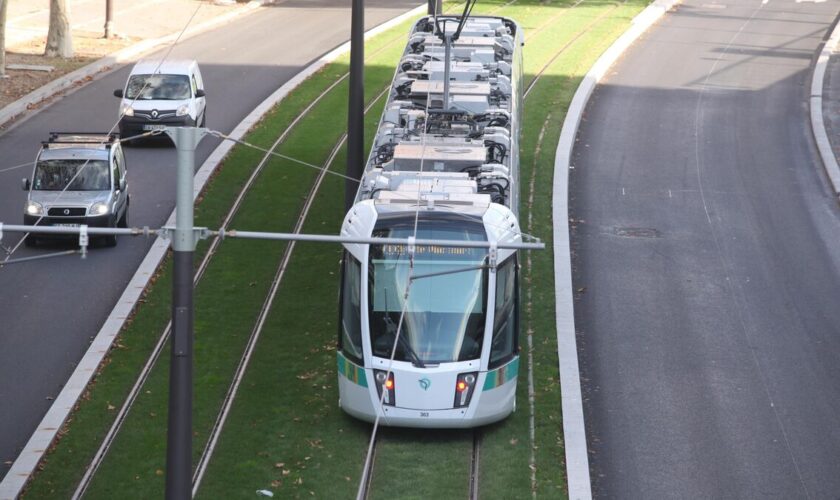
(113, 59), (206, 140)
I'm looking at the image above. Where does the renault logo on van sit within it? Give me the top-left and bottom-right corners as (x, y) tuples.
(63, 209), (70, 215)
(418, 378), (431, 391)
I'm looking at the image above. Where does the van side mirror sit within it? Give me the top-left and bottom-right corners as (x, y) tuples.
(195, 89), (206, 98)
(119, 178), (127, 192)
(21, 178), (30, 191)
(113, 89), (124, 98)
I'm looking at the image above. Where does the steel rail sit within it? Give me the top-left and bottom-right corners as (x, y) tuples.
(469, 430), (481, 500)
(69, 64), (384, 500)
(191, 85), (391, 494)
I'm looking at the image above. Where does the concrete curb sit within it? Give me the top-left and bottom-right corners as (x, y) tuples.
(0, 4), (426, 499)
(809, 14), (840, 198)
(0, 0), (266, 131)
(551, 1), (681, 498)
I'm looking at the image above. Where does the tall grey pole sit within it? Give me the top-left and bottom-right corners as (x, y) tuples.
(443, 34), (452, 109)
(104, 0), (113, 38)
(428, 0), (441, 15)
(163, 126), (206, 500)
(346, 0), (364, 211)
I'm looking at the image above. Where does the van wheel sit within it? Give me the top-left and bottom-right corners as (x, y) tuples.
(199, 111), (206, 128)
(102, 234), (118, 247)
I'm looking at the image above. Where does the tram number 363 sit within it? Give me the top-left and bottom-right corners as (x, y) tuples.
(419, 412), (430, 418)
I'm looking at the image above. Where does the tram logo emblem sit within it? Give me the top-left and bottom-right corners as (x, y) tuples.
(418, 378), (431, 391)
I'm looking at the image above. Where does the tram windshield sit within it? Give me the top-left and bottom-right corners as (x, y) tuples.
(369, 218), (488, 364)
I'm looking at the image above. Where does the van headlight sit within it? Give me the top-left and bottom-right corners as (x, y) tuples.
(120, 104), (134, 117)
(176, 104), (190, 117)
(25, 201), (43, 216)
(90, 203), (109, 215)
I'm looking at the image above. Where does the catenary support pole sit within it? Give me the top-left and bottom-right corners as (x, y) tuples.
(163, 126), (206, 500)
(104, 0), (113, 38)
(346, 0), (364, 211)
(427, 0), (441, 15)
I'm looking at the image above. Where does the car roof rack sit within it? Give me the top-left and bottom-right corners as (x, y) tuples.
(43, 132), (121, 148)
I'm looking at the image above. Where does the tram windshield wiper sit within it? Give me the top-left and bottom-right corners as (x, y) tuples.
(383, 290), (426, 368)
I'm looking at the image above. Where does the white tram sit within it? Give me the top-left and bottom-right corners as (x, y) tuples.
(337, 14), (524, 428)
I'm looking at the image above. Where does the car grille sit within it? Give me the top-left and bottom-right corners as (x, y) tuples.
(134, 110), (177, 120)
(48, 207), (87, 216)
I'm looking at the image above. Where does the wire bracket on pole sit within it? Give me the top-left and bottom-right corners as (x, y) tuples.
(158, 226), (212, 243)
(488, 242), (498, 272)
(0, 222), (3, 246)
(79, 225), (89, 259)
(407, 236), (416, 256)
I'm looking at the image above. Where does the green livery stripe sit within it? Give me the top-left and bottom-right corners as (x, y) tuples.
(483, 356), (520, 391)
(337, 353), (368, 388)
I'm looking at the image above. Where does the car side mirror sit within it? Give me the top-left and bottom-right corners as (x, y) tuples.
(119, 178), (127, 192)
(113, 89), (124, 98)
(195, 89), (206, 98)
(21, 178), (30, 191)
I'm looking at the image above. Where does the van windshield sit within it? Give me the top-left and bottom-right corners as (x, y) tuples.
(33, 159), (110, 191)
(125, 74), (191, 100)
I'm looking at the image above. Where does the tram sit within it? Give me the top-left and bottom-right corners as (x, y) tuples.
(337, 13), (524, 428)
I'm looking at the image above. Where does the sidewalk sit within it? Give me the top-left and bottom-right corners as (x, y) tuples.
(1, 0), (253, 110)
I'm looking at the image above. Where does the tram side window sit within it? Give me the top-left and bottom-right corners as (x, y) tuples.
(490, 256), (518, 369)
(339, 254), (364, 365)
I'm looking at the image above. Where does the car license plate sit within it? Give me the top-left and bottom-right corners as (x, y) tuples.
(143, 124), (167, 131)
(55, 223), (79, 228)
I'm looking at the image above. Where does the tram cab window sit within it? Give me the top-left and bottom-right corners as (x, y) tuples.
(490, 256), (518, 369)
(339, 254), (364, 364)
(368, 219), (488, 364)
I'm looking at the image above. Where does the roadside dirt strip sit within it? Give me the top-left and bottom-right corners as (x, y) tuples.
(0, 5), (426, 499)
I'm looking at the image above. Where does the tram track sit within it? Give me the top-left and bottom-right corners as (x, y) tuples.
(352, 1), (624, 498)
(69, 0), (622, 496)
(71, 2), (487, 495)
(469, 431), (481, 500)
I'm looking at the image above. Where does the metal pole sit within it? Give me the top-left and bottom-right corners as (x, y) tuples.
(443, 34), (452, 109)
(428, 0), (441, 15)
(104, 0), (113, 38)
(346, 0), (364, 211)
(163, 126), (206, 500)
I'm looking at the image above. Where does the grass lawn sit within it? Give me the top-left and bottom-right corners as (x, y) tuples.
(21, 0), (649, 498)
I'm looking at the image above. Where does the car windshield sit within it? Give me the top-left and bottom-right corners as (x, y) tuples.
(125, 74), (191, 100)
(33, 159), (110, 191)
(369, 218), (488, 364)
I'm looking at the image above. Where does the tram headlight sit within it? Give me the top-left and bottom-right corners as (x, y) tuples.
(374, 370), (396, 406)
(454, 372), (478, 408)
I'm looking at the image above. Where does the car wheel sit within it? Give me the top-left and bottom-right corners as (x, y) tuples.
(102, 234), (118, 247)
(200, 110), (206, 128)
(118, 209), (128, 228)
(23, 235), (36, 248)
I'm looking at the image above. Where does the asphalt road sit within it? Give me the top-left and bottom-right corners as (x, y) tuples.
(570, 0), (840, 497)
(0, 0), (420, 479)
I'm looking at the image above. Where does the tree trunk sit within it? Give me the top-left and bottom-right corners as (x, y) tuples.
(0, 0), (8, 77)
(45, 0), (73, 58)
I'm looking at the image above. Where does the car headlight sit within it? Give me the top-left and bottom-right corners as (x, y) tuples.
(176, 104), (190, 117)
(121, 104), (134, 117)
(90, 202), (109, 215)
(25, 200), (43, 216)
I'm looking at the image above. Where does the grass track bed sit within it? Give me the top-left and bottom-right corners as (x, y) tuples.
(22, 1), (648, 498)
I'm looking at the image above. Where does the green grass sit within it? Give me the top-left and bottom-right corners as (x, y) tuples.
(21, 0), (650, 498)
